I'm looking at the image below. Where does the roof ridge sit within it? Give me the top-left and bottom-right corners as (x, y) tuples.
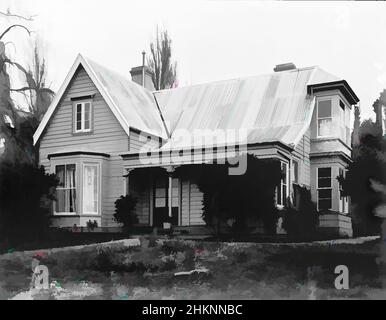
(153, 65), (319, 94)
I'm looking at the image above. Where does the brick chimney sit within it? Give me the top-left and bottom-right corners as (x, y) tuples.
(130, 51), (155, 91)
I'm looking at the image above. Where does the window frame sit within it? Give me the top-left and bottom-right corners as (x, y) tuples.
(317, 99), (333, 138)
(54, 163), (78, 215)
(73, 100), (92, 134)
(82, 162), (100, 215)
(382, 105), (386, 136)
(317, 167), (332, 211)
(292, 160), (299, 184)
(277, 161), (289, 207)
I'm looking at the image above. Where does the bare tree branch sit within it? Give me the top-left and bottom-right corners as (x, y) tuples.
(0, 24), (31, 41)
(10, 86), (55, 95)
(0, 10), (35, 21)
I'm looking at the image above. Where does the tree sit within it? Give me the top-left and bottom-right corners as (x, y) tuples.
(0, 12), (54, 164)
(147, 27), (177, 90)
(351, 105), (361, 157)
(339, 118), (386, 236)
(0, 11), (58, 245)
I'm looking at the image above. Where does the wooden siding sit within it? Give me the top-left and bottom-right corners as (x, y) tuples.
(292, 128), (311, 186)
(129, 129), (161, 153)
(39, 66), (129, 228)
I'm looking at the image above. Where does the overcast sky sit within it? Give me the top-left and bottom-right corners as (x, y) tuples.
(2, 0), (386, 120)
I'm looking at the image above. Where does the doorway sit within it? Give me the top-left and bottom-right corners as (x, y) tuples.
(153, 177), (180, 228)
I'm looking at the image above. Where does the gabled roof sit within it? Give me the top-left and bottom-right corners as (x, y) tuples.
(33, 54), (168, 145)
(154, 66), (344, 151)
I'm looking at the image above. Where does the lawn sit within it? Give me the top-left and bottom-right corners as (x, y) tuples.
(0, 236), (384, 300)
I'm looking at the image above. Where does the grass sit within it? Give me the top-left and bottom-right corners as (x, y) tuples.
(0, 236), (384, 300)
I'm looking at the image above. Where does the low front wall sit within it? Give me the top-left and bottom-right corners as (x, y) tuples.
(50, 216), (102, 228)
(318, 213), (353, 237)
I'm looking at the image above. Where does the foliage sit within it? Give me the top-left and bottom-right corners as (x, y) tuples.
(282, 185), (319, 236)
(114, 195), (138, 232)
(86, 220), (98, 231)
(176, 155), (282, 234)
(339, 118), (386, 236)
(0, 160), (58, 244)
(147, 27), (177, 90)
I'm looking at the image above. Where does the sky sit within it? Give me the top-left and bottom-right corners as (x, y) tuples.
(2, 0), (386, 120)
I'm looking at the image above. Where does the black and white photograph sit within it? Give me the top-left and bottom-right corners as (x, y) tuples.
(0, 0), (386, 306)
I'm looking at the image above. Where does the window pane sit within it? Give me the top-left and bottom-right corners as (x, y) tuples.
(84, 103), (91, 130)
(318, 100), (332, 118)
(56, 189), (65, 212)
(318, 118), (332, 136)
(318, 167), (331, 178)
(277, 187), (282, 205)
(318, 188), (332, 199)
(68, 189), (76, 212)
(282, 185), (287, 204)
(318, 178), (331, 188)
(83, 165), (98, 213)
(293, 161), (298, 183)
(66, 164), (76, 188)
(76, 104), (82, 130)
(281, 163), (287, 183)
(55, 164), (76, 213)
(318, 199), (332, 211)
(56, 165), (65, 187)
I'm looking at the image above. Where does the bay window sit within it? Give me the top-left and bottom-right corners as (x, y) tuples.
(53, 160), (100, 215)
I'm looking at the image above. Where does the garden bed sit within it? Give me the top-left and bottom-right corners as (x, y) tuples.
(0, 236), (383, 300)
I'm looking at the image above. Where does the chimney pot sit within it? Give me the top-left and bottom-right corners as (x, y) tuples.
(273, 62), (296, 72)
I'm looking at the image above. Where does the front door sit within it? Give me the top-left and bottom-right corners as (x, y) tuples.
(153, 177), (179, 228)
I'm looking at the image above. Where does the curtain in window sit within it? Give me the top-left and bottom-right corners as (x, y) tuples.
(55, 164), (76, 213)
(83, 165), (98, 213)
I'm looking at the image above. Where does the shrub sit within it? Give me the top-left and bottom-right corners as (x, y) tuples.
(282, 185), (319, 236)
(339, 119), (386, 236)
(114, 195), (138, 233)
(0, 161), (58, 244)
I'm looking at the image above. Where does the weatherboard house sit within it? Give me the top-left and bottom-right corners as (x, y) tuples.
(33, 55), (359, 237)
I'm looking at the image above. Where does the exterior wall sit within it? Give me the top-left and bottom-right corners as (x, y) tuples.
(129, 129), (161, 153)
(292, 128), (311, 187)
(39, 66), (129, 228)
(319, 213), (352, 237)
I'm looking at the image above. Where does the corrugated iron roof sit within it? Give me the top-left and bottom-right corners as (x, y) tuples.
(84, 56), (167, 139)
(33, 54), (168, 145)
(154, 66), (341, 150)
